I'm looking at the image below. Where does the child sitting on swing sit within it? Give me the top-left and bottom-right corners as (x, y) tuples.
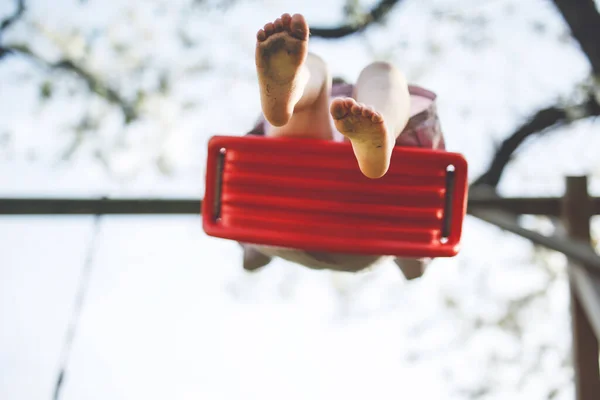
(242, 13), (445, 274)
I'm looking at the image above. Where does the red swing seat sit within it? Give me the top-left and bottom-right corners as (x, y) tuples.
(202, 135), (468, 258)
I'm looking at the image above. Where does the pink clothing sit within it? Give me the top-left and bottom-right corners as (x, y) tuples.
(248, 83), (445, 151)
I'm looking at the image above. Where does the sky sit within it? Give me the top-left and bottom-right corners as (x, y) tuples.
(0, 0), (599, 399)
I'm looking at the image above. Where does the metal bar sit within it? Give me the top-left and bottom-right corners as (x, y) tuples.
(0, 195), (600, 216)
(468, 193), (600, 216)
(0, 198), (203, 215)
(563, 176), (600, 400)
(469, 208), (600, 277)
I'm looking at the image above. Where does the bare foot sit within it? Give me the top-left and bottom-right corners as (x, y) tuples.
(330, 97), (393, 179)
(256, 13), (309, 127)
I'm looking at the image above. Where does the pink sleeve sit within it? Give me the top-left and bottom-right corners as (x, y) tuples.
(396, 85), (445, 150)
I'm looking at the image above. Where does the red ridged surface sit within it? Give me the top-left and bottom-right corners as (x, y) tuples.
(202, 135), (469, 258)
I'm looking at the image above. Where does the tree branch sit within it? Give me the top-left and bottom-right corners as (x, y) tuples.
(472, 0), (600, 189)
(0, 1), (137, 122)
(310, 0), (404, 39)
(0, 0), (25, 33)
(473, 92), (600, 188)
(2, 44), (138, 122)
(552, 0), (600, 75)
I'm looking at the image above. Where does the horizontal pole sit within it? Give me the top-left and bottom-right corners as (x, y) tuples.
(0, 198), (203, 215)
(470, 208), (600, 277)
(468, 193), (600, 216)
(1, 195), (599, 215)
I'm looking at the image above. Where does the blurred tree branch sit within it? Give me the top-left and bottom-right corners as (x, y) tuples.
(473, 91), (600, 188)
(0, 0), (25, 34)
(310, 0), (404, 38)
(3, 44), (138, 122)
(0, 0), (137, 122)
(552, 0), (600, 76)
(473, 0), (600, 189)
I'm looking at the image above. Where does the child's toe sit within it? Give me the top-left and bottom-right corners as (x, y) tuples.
(330, 100), (350, 120)
(264, 22), (274, 35)
(274, 18), (283, 32)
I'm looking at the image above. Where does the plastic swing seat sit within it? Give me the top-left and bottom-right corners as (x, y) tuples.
(202, 135), (469, 258)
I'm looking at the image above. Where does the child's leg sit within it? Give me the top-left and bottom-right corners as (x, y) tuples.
(256, 14), (333, 140)
(331, 62), (411, 178)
